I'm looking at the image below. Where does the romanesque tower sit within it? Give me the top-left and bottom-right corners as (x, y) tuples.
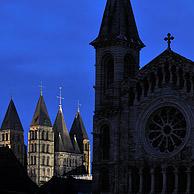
(70, 107), (90, 175)
(28, 93), (54, 186)
(53, 89), (83, 177)
(91, 0), (144, 193)
(0, 99), (25, 165)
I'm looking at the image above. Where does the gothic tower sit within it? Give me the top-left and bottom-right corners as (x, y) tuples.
(70, 108), (90, 175)
(0, 99), (25, 165)
(53, 97), (83, 177)
(28, 94), (54, 186)
(91, 0), (144, 193)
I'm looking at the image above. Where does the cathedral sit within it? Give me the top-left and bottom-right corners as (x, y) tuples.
(91, 0), (194, 193)
(0, 90), (90, 186)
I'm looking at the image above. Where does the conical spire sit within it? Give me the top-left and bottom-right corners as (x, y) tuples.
(1, 99), (23, 131)
(53, 107), (74, 153)
(31, 95), (52, 127)
(70, 111), (89, 153)
(91, 0), (144, 48)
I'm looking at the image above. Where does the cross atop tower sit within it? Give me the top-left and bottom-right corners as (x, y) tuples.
(57, 87), (64, 110)
(164, 33), (174, 50)
(38, 81), (44, 96)
(77, 100), (81, 113)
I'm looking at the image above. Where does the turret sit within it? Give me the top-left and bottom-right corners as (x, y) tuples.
(0, 99), (25, 165)
(27, 92), (54, 186)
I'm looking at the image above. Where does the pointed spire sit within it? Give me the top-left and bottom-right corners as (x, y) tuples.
(1, 99), (23, 131)
(70, 111), (89, 153)
(91, 0), (144, 49)
(31, 95), (52, 127)
(53, 106), (74, 153)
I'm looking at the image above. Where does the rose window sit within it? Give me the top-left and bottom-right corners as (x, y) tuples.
(146, 106), (187, 154)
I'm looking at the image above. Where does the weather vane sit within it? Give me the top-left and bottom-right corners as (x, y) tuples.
(57, 87), (64, 109)
(164, 33), (174, 50)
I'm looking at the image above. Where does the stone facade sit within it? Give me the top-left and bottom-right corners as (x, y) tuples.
(54, 152), (83, 176)
(28, 125), (54, 185)
(27, 94), (90, 186)
(91, 0), (194, 193)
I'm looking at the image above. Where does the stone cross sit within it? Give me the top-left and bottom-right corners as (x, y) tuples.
(77, 100), (81, 113)
(164, 33), (174, 50)
(57, 87), (64, 109)
(38, 81), (44, 96)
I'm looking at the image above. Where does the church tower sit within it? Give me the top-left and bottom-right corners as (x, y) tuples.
(70, 107), (90, 175)
(91, 0), (144, 193)
(27, 93), (54, 186)
(0, 99), (25, 165)
(53, 89), (83, 177)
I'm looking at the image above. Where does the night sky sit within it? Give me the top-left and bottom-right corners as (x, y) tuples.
(0, 0), (193, 146)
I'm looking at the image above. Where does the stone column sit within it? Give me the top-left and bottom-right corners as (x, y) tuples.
(114, 166), (118, 193)
(186, 167), (191, 193)
(150, 168), (155, 193)
(162, 166), (167, 193)
(128, 169), (132, 193)
(139, 167), (143, 193)
(174, 167), (178, 193)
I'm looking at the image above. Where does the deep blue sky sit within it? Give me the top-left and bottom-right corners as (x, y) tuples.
(0, 0), (193, 145)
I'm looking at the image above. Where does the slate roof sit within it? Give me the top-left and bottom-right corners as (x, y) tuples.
(0, 147), (38, 194)
(53, 107), (74, 153)
(70, 112), (88, 153)
(72, 135), (81, 154)
(1, 99), (23, 131)
(31, 95), (52, 127)
(91, 0), (144, 48)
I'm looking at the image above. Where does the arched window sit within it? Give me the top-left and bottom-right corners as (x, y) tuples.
(31, 131), (34, 140)
(6, 133), (8, 141)
(42, 144), (45, 153)
(47, 168), (50, 177)
(31, 156), (33, 165)
(2, 134), (4, 141)
(34, 143), (37, 152)
(102, 54), (114, 90)
(34, 156), (36, 165)
(42, 131), (45, 140)
(31, 144), (33, 152)
(47, 156), (50, 166)
(34, 131), (37, 140)
(100, 124), (110, 160)
(46, 131), (49, 140)
(124, 54), (136, 78)
(42, 168), (45, 177)
(47, 145), (49, 153)
(42, 156), (45, 165)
